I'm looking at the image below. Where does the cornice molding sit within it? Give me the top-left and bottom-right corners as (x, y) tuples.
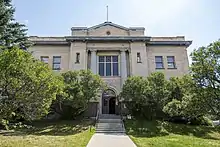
(87, 47), (129, 51)
(65, 36), (151, 42)
(147, 41), (192, 47)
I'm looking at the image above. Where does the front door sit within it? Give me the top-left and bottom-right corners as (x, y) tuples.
(109, 97), (116, 114)
(102, 97), (108, 114)
(102, 89), (116, 114)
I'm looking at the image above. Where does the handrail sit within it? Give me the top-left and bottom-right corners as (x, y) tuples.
(95, 104), (99, 124)
(120, 102), (125, 131)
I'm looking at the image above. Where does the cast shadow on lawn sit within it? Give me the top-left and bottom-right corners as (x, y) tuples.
(125, 120), (220, 140)
(0, 119), (95, 136)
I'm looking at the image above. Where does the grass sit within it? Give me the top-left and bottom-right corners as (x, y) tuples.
(125, 120), (220, 147)
(0, 119), (95, 147)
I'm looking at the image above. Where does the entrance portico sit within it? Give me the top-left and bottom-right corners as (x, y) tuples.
(101, 89), (118, 114)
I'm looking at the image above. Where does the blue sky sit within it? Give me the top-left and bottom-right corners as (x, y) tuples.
(13, 0), (220, 63)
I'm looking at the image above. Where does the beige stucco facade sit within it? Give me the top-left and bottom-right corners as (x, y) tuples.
(29, 22), (192, 115)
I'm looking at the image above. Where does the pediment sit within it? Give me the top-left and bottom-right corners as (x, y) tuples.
(89, 22), (129, 31)
(88, 22), (129, 36)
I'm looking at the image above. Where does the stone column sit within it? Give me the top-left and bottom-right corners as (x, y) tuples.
(120, 50), (127, 86)
(90, 49), (97, 74)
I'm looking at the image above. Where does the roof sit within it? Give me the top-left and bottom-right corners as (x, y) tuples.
(65, 36), (151, 42)
(71, 22), (145, 31)
(29, 36), (192, 47)
(148, 41), (192, 47)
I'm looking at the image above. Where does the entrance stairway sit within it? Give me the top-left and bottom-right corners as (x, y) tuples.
(95, 114), (126, 133)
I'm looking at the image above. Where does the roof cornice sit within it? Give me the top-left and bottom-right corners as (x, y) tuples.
(147, 41), (192, 47)
(31, 41), (69, 45)
(71, 22), (145, 31)
(29, 36), (192, 47)
(65, 36), (151, 42)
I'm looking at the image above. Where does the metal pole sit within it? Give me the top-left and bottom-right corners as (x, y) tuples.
(107, 5), (109, 22)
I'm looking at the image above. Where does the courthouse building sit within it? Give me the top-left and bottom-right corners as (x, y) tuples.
(29, 22), (192, 116)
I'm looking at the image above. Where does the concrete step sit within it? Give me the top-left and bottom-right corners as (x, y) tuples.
(95, 114), (125, 133)
(96, 127), (124, 130)
(96, 125), (123, 129)
(99, 114), (121, 119)
(96, 128), (125, 131)
(98, 119), (122, 123)
(96, 123), (123, 127)
(96, 130), (126, 133)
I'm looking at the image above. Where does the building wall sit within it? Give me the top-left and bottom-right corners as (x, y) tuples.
(147, 45), (189, 79)
(70, 42), (87, 71)
(30, 43), (189, 84)
(30, 45), (70, 72)
(130, 42), (149, 76)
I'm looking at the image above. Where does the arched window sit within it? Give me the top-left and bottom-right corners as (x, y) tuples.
(102, 89), (116, 97)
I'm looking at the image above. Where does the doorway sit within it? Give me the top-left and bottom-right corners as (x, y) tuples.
(109, 97), (116, 114)
(102, 89), (116, 114)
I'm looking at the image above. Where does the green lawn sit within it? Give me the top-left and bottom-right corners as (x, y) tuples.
(0, 120), (95, 147)
(125, 120), (220, 147)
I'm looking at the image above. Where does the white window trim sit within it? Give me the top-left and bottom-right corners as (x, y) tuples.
(97, 55), (120, 77)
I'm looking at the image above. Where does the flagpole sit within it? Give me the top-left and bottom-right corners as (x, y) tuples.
(107, 5), (109, 22)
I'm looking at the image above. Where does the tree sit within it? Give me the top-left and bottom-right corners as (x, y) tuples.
(190, 40), (220, 119)
(0, 47), (63, 127)
(163, 75), (202, 118)
(121, 76), (149, 119)
(163, 74), (213, 125)
(0, 0), (31, 49)
(52, 70), (105, 119)
(147, 72), (170, 118)
(121, 72), (169, 120)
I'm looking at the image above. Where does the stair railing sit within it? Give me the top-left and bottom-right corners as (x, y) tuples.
(95, 104), (99, 124)
(119, 102), (125, 132)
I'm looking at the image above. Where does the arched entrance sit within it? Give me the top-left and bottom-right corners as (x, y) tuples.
(102, 89), (117, 114)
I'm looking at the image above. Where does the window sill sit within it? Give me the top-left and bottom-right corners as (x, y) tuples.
(100, 76), (121, 78)
(167, 68), (177, 69)
(53, 68), (61, 70)
(155, 68), (165, 70)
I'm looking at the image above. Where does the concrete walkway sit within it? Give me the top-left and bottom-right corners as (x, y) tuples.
(86, 133), (137, 147)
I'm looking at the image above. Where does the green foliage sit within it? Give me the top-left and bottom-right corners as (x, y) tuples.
(121, 72), (169, 120)
(0, 0), (31, 49)
(121, 76), (149, 119)
(163, 75), (208, 124)
(125, 119), (220, 147)
(190, 40), (220, 119)
(0, 119), (9, 130)
(52, 70), (105, 119)
(163, 99), (183, 117)
(189, 116), (213, 126)
(164, 75), (203, 117)
(0, 47), (63, 125)
(122, 72), (211, 125)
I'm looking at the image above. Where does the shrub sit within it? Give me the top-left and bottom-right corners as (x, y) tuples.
(51, 70), (105, 119)
(121, 72), (169, 120)
(189, 116), (213, 126)
(0, 48), (63, 128)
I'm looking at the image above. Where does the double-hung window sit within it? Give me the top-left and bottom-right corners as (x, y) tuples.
(98, 56), (119, 76)
(53, 56), (61, 70)
(155, 56), (164, 69)
(167, 56), (176, 69)
(40, 56), (49, 64)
